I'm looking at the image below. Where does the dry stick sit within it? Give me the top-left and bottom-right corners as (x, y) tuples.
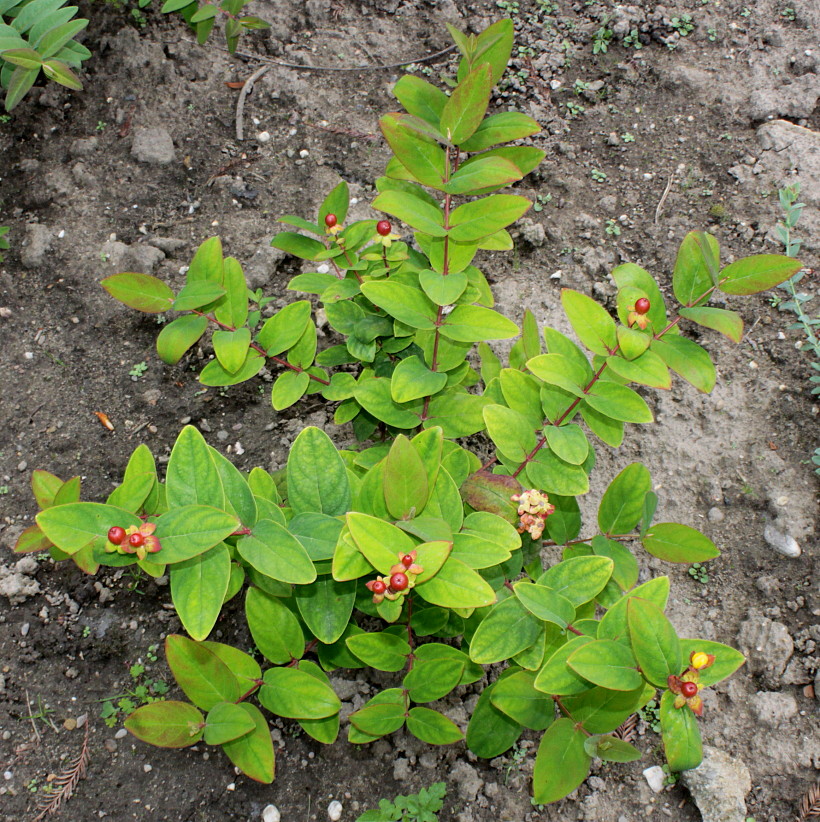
(25, 690), (41, 742)
(235, 64), (271, 141)
(654, 163), (685, 224)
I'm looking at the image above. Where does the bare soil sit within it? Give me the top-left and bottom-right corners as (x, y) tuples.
(0, 1), (818, 820)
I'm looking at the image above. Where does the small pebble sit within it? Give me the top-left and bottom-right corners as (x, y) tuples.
(226, 782), (236, 791)
(143, 764), (152, 773)
(643, 765), (665, 793)
(63, 718), (77, 731)
(17, 461), (27, 472)
(299, 149), (309, 158)
(3, 771), (11, 781)
(257, 131), (271, 144)
(707, 507), (724, 523)
(262, 805), (281, 822)
(20, 623), (29, 637)
(115, 728), (128, 739)
(763, 523), (801, 558)
(328, 800), (343, 820)
(104, 739), (117, 753)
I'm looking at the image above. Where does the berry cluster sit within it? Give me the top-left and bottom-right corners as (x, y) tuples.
(667, 650), (716, 716)
(511, 489), (556, 540)
(365, 550), (423, 604)
(106, 523), (162, 562)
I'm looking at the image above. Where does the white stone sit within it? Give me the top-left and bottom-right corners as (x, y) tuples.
(763, 523), (801, 557)
(262, 805), (281, 822)
(643, 765), (666, 793)
(257, 131), (271, 144)
(328, 799), (343, 820)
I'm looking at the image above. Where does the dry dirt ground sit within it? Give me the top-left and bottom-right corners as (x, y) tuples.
(0, 0), (818, 820)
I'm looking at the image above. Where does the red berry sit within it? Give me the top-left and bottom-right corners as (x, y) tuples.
(324, 213), (337, 228)
(108, 526), (126, 545)
(376, 220), (392, 236)
(681, 681), (698, 699)
(635, 297), (651, 315)
(371, 580), (387, 595)
(128, 532), (145, 548)
(401, 554), (414, 568)
(390, 572), (409, 591)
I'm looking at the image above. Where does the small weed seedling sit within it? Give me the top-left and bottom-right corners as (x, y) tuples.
(356, 782), (446, 822)
(591, 168), (608, 183)
(670, 14), (695, 36)
(129, 361), (148, 380)
(532, 193), (553, 212)
(563, 100), (585, 118)
(605, 219), (621, 237)
(592, 20), (613, 54)
(688, 563), (709, 585)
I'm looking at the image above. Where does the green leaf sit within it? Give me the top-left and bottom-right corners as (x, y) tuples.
(256, 300), (312, 356)
(673, 230), (719, 306)
(591, 536), (638, 591)
(460, 111), (541, 152)
(598, 579), (671, 642)
(444, 156), (521, 195)
(459, 470), (521, 524)
(271, 232), (325, 261)
(355, 378), (423, 429)
(513, 581), (576, 628)
(591, 735), (642, 762)
(220, 703), (275, 783)
(469, 596), (543, 664)
(392, 74), (447, 125)
(561, 289), (617, 356)
(271, 370), (310, 410)
(452, 511), (520, 569)
(546, 424), (589, 465)
(424, 391), (491, 438)
(563, 685), (649, 734)
(318, 180), (349, 228)
(36, 503), (139, 556)
(417, 557), (496, 609)
(289, 513), (343, 561)
(391, 355), (447, 403)
(406, 707), (463, 744)
(534, 635), (595, 696)
(346, 512), (415, 573)
(598, 463), (652, 535)
(384, 434), (429, 519)
(173, 281), (225, 311)
(440, 305), (518, 342)
(465, 676), (523, 758)
(202, 642), (261, 685)
(288, 426), (351, 516)
(403, 657), (465, 703)
(346, 632), (411, 672)
(606, 348), (671, 389)
(2, 47), (42, 70)
(568, 639), (642, 691)
(678, 307), (743, 343)
(350, 701), (406, 737)
(295, 576), (356, 645)
(718, 254), (802, 296)
(524, 448), (590, 497)
(678, 639), (745, 686)
(371, 190), (445, 236)
(440, 63), (493, 144)
(584, 381), (653, 424)
(260, 666), (341, 719)
(101, 273), (174, 313)
(212, 328), (251, 374)
(207, 446), (257, 527)
(238, 519), (316, 584)
(628, 598), (681, 688)
(360, 281), (437, 330)
(165, 425), (224, 509)
(170, 544), (231, 641)
(483, 404), (536, 462)
(469, 18), (514, 84)
(379, 112), (446, 189)
(245, 587), (304, 664)
(186, 237), (223, 284)
(490, 670), (553, 730)
(125, 701), (204, 748)
(154, 505), (238, 564)
(650, 335), (715, 393)
(537, 556), (614, 607)
(418, 268), (468, 306)
(642, 523), (719, 563)
(448, 195), (531, 242)
(532, 717), (591, 804)
(4, 64), (39, 110)
(660, 689), (702, 771)
(526, 353), (587, 396)
(156, 314), (208, 365)
(165, 635), (240, 710)
(213, 256), (249, 327)
(204, 701), (256, 745)
(199, 350), (265, 386)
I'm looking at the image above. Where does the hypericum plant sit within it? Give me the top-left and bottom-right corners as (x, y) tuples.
(0, 0), (91, 110)
(0, 225), (8, 260)
(160, 0), (269, 53)
(20, 19), (804, 806)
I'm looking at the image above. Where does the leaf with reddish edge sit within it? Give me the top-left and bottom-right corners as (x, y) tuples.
(532, 717), (592, 804)
(642, 523), (719, 563)
(460, 471), (521, 524)
(31, 470), (64, 509)
(125, 701), (204, 748)
(101, 273), (175, 313)
(165, 634), (241, 711)
(440, 63), (493, 145)
(204, 701), (256, 745)
(14, 525), (52, 554)
(718, 254), (802, 296)
(660, 689), (702, 771)
(221, 703), (275, 783)
(678, 307), (743, 343)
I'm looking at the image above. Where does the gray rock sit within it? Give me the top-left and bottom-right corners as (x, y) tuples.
(751, 691), (798, 725)
(0, 566), (41, 604)
(755, 576), (780, 597)
(328, 676), (357, 701)
(450, 760), (483, 801)
(69, 137), (98, 157)
(518, 217), (546, 247)
(149, 237), (187, 256)
(245, 244), (286, 290)
(681, 746), (752, 822)
(392, 756), (412, 781)
(707, 507), (725, 523)
(131, 127), (176, 165)
(580, 246), (615, 278)
(102, 240), (166, 274)
(746, 75), (819, 123)
(737, 615), (793, 688)
(21, 224), (53, 269)
(763, 522), (801, 558)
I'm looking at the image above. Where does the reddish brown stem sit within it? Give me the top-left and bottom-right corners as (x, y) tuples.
(236, 679), (263, 703)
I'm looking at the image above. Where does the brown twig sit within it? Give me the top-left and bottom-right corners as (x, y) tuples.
(654, 163), (685, 225)
(236, 65), (271, 141)
(798, 780), (820, 821)
(25, 690), (41, 742)
(32, 721), (90, 821)
(206, 154), (259, 186)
